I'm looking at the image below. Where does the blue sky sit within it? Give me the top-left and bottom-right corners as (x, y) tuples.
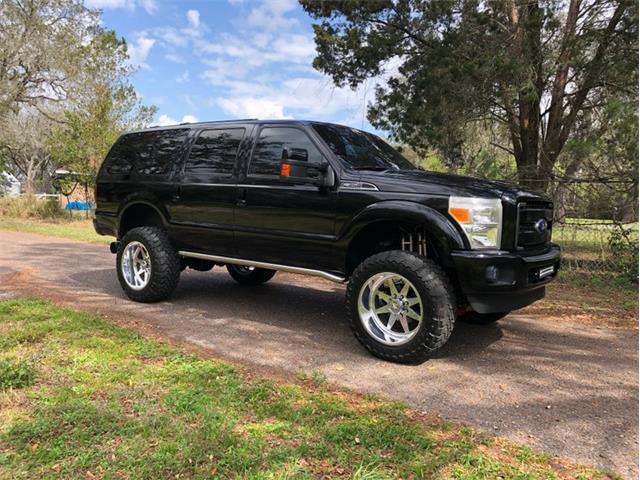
(86, 0), (389, 131)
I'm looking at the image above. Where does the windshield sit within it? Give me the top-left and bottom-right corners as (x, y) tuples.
(312, 123), (416, 171)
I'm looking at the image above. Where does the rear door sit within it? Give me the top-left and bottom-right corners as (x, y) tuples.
(170, 126), (248, 255)
(234, 124), (338, 270)
(97, 129), (189, 224)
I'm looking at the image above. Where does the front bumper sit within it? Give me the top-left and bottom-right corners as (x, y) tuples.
(451, 244), (561, 314)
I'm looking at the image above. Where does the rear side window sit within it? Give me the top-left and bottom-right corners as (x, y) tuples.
(249, 127), (324, 176)
(103, 135), (142, 175)
(135, 129), (189, 176)
(184, 128), (245, 180)
(102, 129), (188, 177)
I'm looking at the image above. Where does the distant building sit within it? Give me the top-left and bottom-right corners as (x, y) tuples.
(0, 172), (21, 197)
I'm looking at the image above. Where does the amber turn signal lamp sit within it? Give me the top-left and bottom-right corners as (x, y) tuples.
(280, 163), (291, 177)
(449, 207), (470, 223)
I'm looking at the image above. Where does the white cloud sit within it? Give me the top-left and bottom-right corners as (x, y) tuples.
(85, 0), (156, 13)
(155, 27), (189, 47)
(266, 34), (315, 63)
(152, 114), (199, 126)
(196, 32), (313, 71)
(138, 0), (157, 14)
(127, 36), (155, 69)
(186, 9), (200, 28)
(208, 74), (371, 122)
(182, 114), (199, 123)
(201, 58), (251, 85)
(85, 0), (130, 9)
(154, 114), (177, 126)
(246, 0), (299, 32)
(214, 98), (288, 119)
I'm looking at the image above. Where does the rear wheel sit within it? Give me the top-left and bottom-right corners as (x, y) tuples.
(346, 250), (455, 364)
(458, 310), (510, 324)
(117, 226), (181, 302)
(226, 264), (276, 285)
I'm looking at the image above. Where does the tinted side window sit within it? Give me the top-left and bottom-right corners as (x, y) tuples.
(103, 134), (144, 175)
(184, 128), (244, 180)
(249, 127), (324, 176)
(135, 129), (189, 176)
(103, 129), (188, 176)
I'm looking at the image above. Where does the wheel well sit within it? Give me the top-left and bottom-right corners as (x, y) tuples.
(345, 221), (442, 277)
(119, 203), (165, 237)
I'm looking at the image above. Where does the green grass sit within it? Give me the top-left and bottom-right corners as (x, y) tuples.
(0, 217), (110, 244)
(0, 358), (35, 389)
(0, 299), (610, 479)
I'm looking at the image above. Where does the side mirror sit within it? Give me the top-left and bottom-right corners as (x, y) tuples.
(280, 149), (335, 189)
(283, 147), (308, 162)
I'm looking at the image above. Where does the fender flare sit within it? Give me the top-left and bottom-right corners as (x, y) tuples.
(338, 200), (467, 258)
(117, 196), (169, 231)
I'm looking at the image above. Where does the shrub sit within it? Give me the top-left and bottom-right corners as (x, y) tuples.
(609, 225), (639, 281)
(0, 195), (66, 220)
(0, 358), (36, 389)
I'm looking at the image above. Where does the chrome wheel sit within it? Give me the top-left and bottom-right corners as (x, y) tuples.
(358, 272), (423, 346)
(121, 241), (151, 291)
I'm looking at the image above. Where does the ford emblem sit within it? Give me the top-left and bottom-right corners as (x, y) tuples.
(534, 219), (548, 234)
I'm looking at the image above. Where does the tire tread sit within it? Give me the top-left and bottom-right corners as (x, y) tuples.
(346, 250), (455, 364)
(117, 226), (181, 303)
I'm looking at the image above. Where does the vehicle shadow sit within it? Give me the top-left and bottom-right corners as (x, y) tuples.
(65, 263), (505, 360)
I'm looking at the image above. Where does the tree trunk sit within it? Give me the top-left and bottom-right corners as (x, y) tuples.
(24, 161), (36, 195)
(508, 1), (545, 193)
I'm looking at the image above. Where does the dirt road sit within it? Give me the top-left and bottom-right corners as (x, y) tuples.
(1, 229), (637, 478)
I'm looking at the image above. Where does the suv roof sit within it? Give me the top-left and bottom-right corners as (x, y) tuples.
(127, 119), (342, 135)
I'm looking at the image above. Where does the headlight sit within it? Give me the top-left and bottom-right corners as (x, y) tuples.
(448, 196), (502, 249)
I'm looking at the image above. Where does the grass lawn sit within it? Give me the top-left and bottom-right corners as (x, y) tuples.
(0, 217), (110, 245)
(0, 298), (610, 480)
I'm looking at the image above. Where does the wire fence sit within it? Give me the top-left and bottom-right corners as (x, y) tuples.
(554, 219), (638, 276)
(548, 177), (638, 280)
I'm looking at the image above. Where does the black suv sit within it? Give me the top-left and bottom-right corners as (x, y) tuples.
(94, 120), (560, 363)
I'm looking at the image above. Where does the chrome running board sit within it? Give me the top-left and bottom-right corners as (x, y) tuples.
(178, 251), (346, 283)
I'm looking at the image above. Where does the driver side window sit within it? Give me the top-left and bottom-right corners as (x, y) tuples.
(249, 127), (324, 177)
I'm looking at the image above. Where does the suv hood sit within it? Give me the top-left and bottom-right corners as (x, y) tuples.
(360, 170), (549, 202)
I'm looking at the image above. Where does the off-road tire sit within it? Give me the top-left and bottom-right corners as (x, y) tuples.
(226, 264), (276, 285)
(116, 226), (181, 302)
(458, 310), (510, 325)
(346, 250), (455, 364)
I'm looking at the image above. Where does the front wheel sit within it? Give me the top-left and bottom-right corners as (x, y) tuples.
(116, 226), (181, 303)
(226, 264), (276, 285)
(346, 250), (455, 364)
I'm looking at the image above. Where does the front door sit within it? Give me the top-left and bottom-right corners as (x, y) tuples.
(234, 125), (337, 271)
(170, 126), (248, 255)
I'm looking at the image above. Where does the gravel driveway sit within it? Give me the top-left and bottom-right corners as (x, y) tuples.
(0, 229), (637, 478)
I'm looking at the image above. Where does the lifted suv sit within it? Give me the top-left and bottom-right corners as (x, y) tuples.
(95, 120), (560, 363)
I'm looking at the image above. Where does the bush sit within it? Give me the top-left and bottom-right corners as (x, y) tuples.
(609, 225), (639, 281)
(0, 195), (66, 220)
(0, 358), (36, 389)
